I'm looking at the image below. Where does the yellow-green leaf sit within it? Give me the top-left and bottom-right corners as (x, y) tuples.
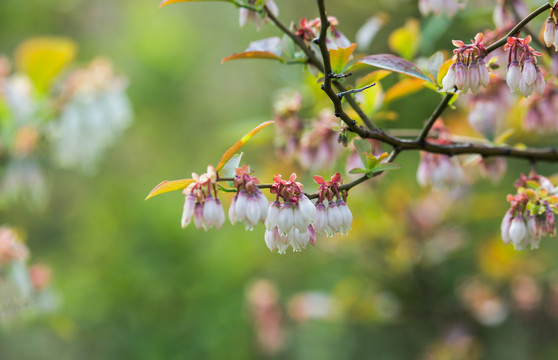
(145, 179), (196, 200)
(384, 78), (425, 103)
(356, 70), (391, 88)
(15, 37), (77, 94)
(221, 51), (284, 64)
(388, 19), (420, 60)
(216, 120), (274, 171)
(330, 43), (356, 74)
(160, 0), (232, 8)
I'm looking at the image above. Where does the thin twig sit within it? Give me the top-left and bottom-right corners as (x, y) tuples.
(337, 83), (375, 99)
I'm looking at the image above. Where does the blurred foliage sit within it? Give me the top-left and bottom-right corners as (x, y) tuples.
(2, 0), (558, 360)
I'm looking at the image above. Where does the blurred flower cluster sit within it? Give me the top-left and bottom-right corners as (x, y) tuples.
(0, 226), (57, 325)
(0, 37), (132, 209)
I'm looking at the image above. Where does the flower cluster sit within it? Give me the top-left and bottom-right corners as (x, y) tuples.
(416, 121), (463, 189)
(265, 174), (317, 253)
(229, 165), (269, 231)
(313, 173), (353, 236)
(504, 36), (545, 97)
(442, 33), (490, 94)
(239, 0), (278, 29)
(501, 173), (558, 250)
(0, 227), (29, 267)
(418, 0), (462, 18)
(181, 166), (225, 231)
(295, 16), (350, 50)
(523, 88), (558, 133)
(543, 13), (558, 49)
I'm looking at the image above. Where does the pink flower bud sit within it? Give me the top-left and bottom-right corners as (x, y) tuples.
(235, 190), (248, 220)
(257, 192), (269, 223)
(442, 64), (457, 92)
(544, 17), (556, 48)
(215, 199), (225, 230)
(298, 195), (316, 222)
(519, 74), (533, 97)
(308, 225), (317, 246)
(526, 216), (541, 249)
(455, 63), (468, 92)
(501, 209), (513, 245)
(181, 194), (196, 228)
(336, 199), (353, 234)
(277, 203), (294, 235)
(478, 59), (490, 87)
(327, 201), (343, 235)
(203, 196), (219, 230)
(293, 205), (308, 232)
(194, 202), (204, 230)
(533, 69), (546, 96)
(229, 195), (238, 225)
(276, 233), (290, 254)
(469, 62), (481, 94)
(522, 60), (537, 86)
(265, 228), (277, 251)
(506, 61), (520, 91)
(265, 201), (281, 229)
(245, 195), (261, 230)
(509, 217), (528, 250)
(314, 202), (328, 234)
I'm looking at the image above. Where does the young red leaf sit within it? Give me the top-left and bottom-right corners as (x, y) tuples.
(159, 0), (232, 9)
(221, 51), (284, 64)
(357, 54), (433, 83)
(313, 175), (325, 184)
(145, 179), (196, 200)
(330, 43), (357, 74)
(216, 121), (274, 172)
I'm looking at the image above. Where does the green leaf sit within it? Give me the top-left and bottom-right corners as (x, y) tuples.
(145, 179), (195, 200)
(357, 54), (433, 83)
(330, 43), (356, 74)
(348, 168), (368, 174)
(159, 0), (232, 8)
(221, 153), (243, 178)
(353, 139), (372, 169)
(371, 163), (401, 173)
(388, 19), (420, 60)
(216, 121), (274, 171)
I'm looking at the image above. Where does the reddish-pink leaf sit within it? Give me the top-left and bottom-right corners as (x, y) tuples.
(330, 43), (357, 74)
(357, 54), (433, 83)
(221, 51), (284, 64)
(331, 173), (341, 183)
(216, 121), (275, 172)
(313, 175), (325, 184)
(145, 179), (195, 200)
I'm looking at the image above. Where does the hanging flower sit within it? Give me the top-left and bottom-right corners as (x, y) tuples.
(501, 172), (557, 250)
(181, 165), (225, 231)
(312, 173), (353, 236)
(229, 165), (269, 231)
(504, 36), (544, 97)
(264, 173), (317, 253)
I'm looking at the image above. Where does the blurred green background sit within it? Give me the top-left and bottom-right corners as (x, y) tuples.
(3, 0), (558, 359)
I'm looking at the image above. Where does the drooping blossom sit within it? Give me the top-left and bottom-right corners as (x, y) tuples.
(442, 33), (490, 94)
(416, 120), (463, 189)
(0, 227), (29, 267)
(522, 87), (558, 133)
(239, 0), (278, 29)
(295, 16), (350, 50)
(312, 173), (353, 237)
(264, 173), (317, 253)
(229, 165), (268, 231)
(504, 36), (544, 97)
(181, 165), (225, 231)
(298, 110), (342, 171)
(419, 0), (462, 18)
(501, 172), (557, 250)
(464, 76), (512, 139)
